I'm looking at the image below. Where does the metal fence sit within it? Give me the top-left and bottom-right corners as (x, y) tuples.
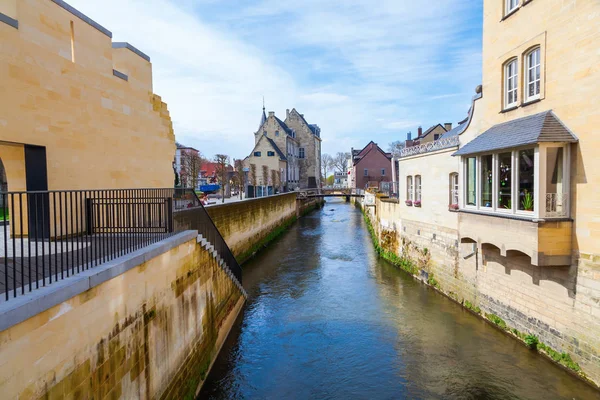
(0, 188), (204, 300)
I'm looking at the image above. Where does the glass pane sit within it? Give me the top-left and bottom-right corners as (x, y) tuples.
(518, 149), (535, 211)
(498, 152), (512, 210)
(546, 147), (564, 215)
(481, 155), (493, 207)
(466, 157), (477, 206)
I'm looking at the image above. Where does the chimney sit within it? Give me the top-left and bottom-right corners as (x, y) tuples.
(444, 122), (452, 131)
(268, 111), (275, 117)
(417, 126), (422, 137)
(286, 109), (290, 118)
(407, 131), (412, 141)
(300, 114), (304, 118)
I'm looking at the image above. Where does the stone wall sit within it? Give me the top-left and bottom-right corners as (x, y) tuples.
(366, 196), (600, 387)
(201, 193), (321, 264)
(0, 232), (245, 399)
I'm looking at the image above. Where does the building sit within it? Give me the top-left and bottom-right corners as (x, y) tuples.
(244, 106), (322, 193)
(405, 123), (452, 147)
(0, 0), (175, 194)
(333, 172), (347, 189)
(174, 142), (200, 188)
(349, 142), (392, 189)
(372, 0), (600, 384)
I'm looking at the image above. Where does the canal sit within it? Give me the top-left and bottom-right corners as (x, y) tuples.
(200, 199), (598, 399)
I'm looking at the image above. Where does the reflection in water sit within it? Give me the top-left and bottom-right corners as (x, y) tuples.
(200, 199), (598, 399)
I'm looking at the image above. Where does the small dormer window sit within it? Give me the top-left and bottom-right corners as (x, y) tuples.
(267, 151), (275, 157)
(254, 151), (261, 157)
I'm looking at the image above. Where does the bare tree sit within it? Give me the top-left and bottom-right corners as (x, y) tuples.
(249, 163), (257, 197)
(180, 149), (204, 189)
(333, 152), (350, 174)
(388, 141), (405, 158)
(261, 165), (269, 196)
(233, 159), (245, 200)
(214, 154), (229, 203)
(271, 169), (279, 194)
(321, 153), (334, 183)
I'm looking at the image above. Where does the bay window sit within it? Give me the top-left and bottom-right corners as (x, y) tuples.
(460, 145), (570, 219)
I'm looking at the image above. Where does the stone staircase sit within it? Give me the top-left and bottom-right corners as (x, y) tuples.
(197, 233), (248, 298)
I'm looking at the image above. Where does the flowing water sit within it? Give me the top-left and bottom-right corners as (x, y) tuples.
(200, 199), (599, 399)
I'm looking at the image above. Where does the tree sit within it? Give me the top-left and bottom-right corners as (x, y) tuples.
(271, 169), (280, 194)
(180, 149), (204, 189)
(326, 175), (335, 186)
(249, 163), (257, 197)
(261, 165), (269, 196)
(321, 153), (334, 183)
(214, 154), (229, 203)
(388, 141), (405, 158)
(333, 152), (350, 174)
(233, 159), (245, 200)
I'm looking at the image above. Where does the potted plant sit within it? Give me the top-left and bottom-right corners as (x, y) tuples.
(449, 203), (459, 211)
(414, 200), (422, 207)
(405, 200), (413, 206)
(521, 190), (534, 211)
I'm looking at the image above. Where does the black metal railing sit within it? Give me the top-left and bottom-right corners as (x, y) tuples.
(0, 188), (202, 301)
(173, 190), (243, 284)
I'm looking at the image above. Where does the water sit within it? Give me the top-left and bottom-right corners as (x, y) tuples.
(200, 199), (599, 399)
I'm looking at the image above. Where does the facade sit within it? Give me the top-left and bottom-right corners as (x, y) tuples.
(350, 142), (392, 189)
(245, 107), (322, 192)
(406, 123), (451, 147)
(174, 142), (200, 188)
(284, 109), (322, 189)
(244, 133), (287, 196)
(333, 172), (347, 188)
(368, 0), (600, 385)
(0, 0), (175, 193)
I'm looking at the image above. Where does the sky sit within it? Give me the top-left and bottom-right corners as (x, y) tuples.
(68, 0), (483, 160)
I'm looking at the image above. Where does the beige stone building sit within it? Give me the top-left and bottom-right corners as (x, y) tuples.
(371, 0), (600, 384)
(245, 107), (322, 192)
(0, 0), (176, 193)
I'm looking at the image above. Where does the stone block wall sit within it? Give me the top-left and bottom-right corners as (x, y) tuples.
(0, 233), (245, 399)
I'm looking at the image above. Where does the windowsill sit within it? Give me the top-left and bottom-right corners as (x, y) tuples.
(458, 208), (572, 223)
(521, 98), (541, 108)
(500, 105), (519, 113)
(500, 7), (520, 22)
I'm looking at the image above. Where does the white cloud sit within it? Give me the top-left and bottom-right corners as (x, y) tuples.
(66, 0), (482, 159)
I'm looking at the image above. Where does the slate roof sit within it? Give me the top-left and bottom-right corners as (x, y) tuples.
(420, 124), (446, 139)
(441, 123), (465, 138)
(258, 108), (267, 131)
(266, 137), (287, 161)
(274, 116), (294, 136)
(454, 111), (577, 156)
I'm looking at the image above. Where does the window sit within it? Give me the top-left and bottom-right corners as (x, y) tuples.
(525, 48), (541, 102)
(450, 173), (459, 206)
(434, 134), (440, 141)
(505, 59), (518, 108)
(267, 151), (275, 157)
(381, 168), (386, 176)
(254, 151), (261, 157)
(406, 176), (413, 201)
(299, 148), (305, 159)
(506, 0), (519, 14)
(415, 175), (422, 202)
(70, 21), (76, 62)
(481, 155), (493, 207)
(518, 149), (535, 212)
(466, 157), (477, 206)
(364, 169), (368, 177)
(498, 152), (512, 210)
(546, 147), (565, 217)
(275, 131), (279, 136)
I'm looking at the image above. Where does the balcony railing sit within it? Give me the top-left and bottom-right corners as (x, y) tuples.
(379, 181), (399, 198)
(400, 136), (459, 158)
(0, 188), (239, 301)
(546, 193), (568, 218)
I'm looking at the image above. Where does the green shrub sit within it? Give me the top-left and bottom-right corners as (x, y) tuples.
(524, 334), (539, 349)
(486, 313), (507, 330)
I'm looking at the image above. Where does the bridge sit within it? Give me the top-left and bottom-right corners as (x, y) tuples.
(296, 189), (365, 200)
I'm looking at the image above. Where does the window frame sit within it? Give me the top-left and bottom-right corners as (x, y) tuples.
(464, 157), (478, 208)
(267, 151), (275, 157)
(364, 168), (368, 177)
(504, 58), (519, 109)
(506, 0), (519, 15)
(406, 176), (413, 202)
(381, 168), (386, 176)
(415, 175), (422, 202)
(524, 47), (541, 102)
(254, 151), (262, 157)
(449, 173), (459, 206)
(299, 147), (305, 159)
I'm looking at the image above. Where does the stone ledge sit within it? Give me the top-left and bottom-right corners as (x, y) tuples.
(112, 42), (151, 62)
(0, 12), (18, 29)
(0, 230), (198, 333)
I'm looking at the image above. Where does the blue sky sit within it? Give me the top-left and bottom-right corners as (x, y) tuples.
(69, 0), (483, 159)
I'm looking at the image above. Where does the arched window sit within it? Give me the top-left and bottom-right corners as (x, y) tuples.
(525, 47), (541, 102)
(504, 58), (518, 108)
(406, 176), (413, 202)
(449, 173), (459, 206)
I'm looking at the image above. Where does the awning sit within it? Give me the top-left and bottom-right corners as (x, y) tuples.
(453, 110), (578, 157)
